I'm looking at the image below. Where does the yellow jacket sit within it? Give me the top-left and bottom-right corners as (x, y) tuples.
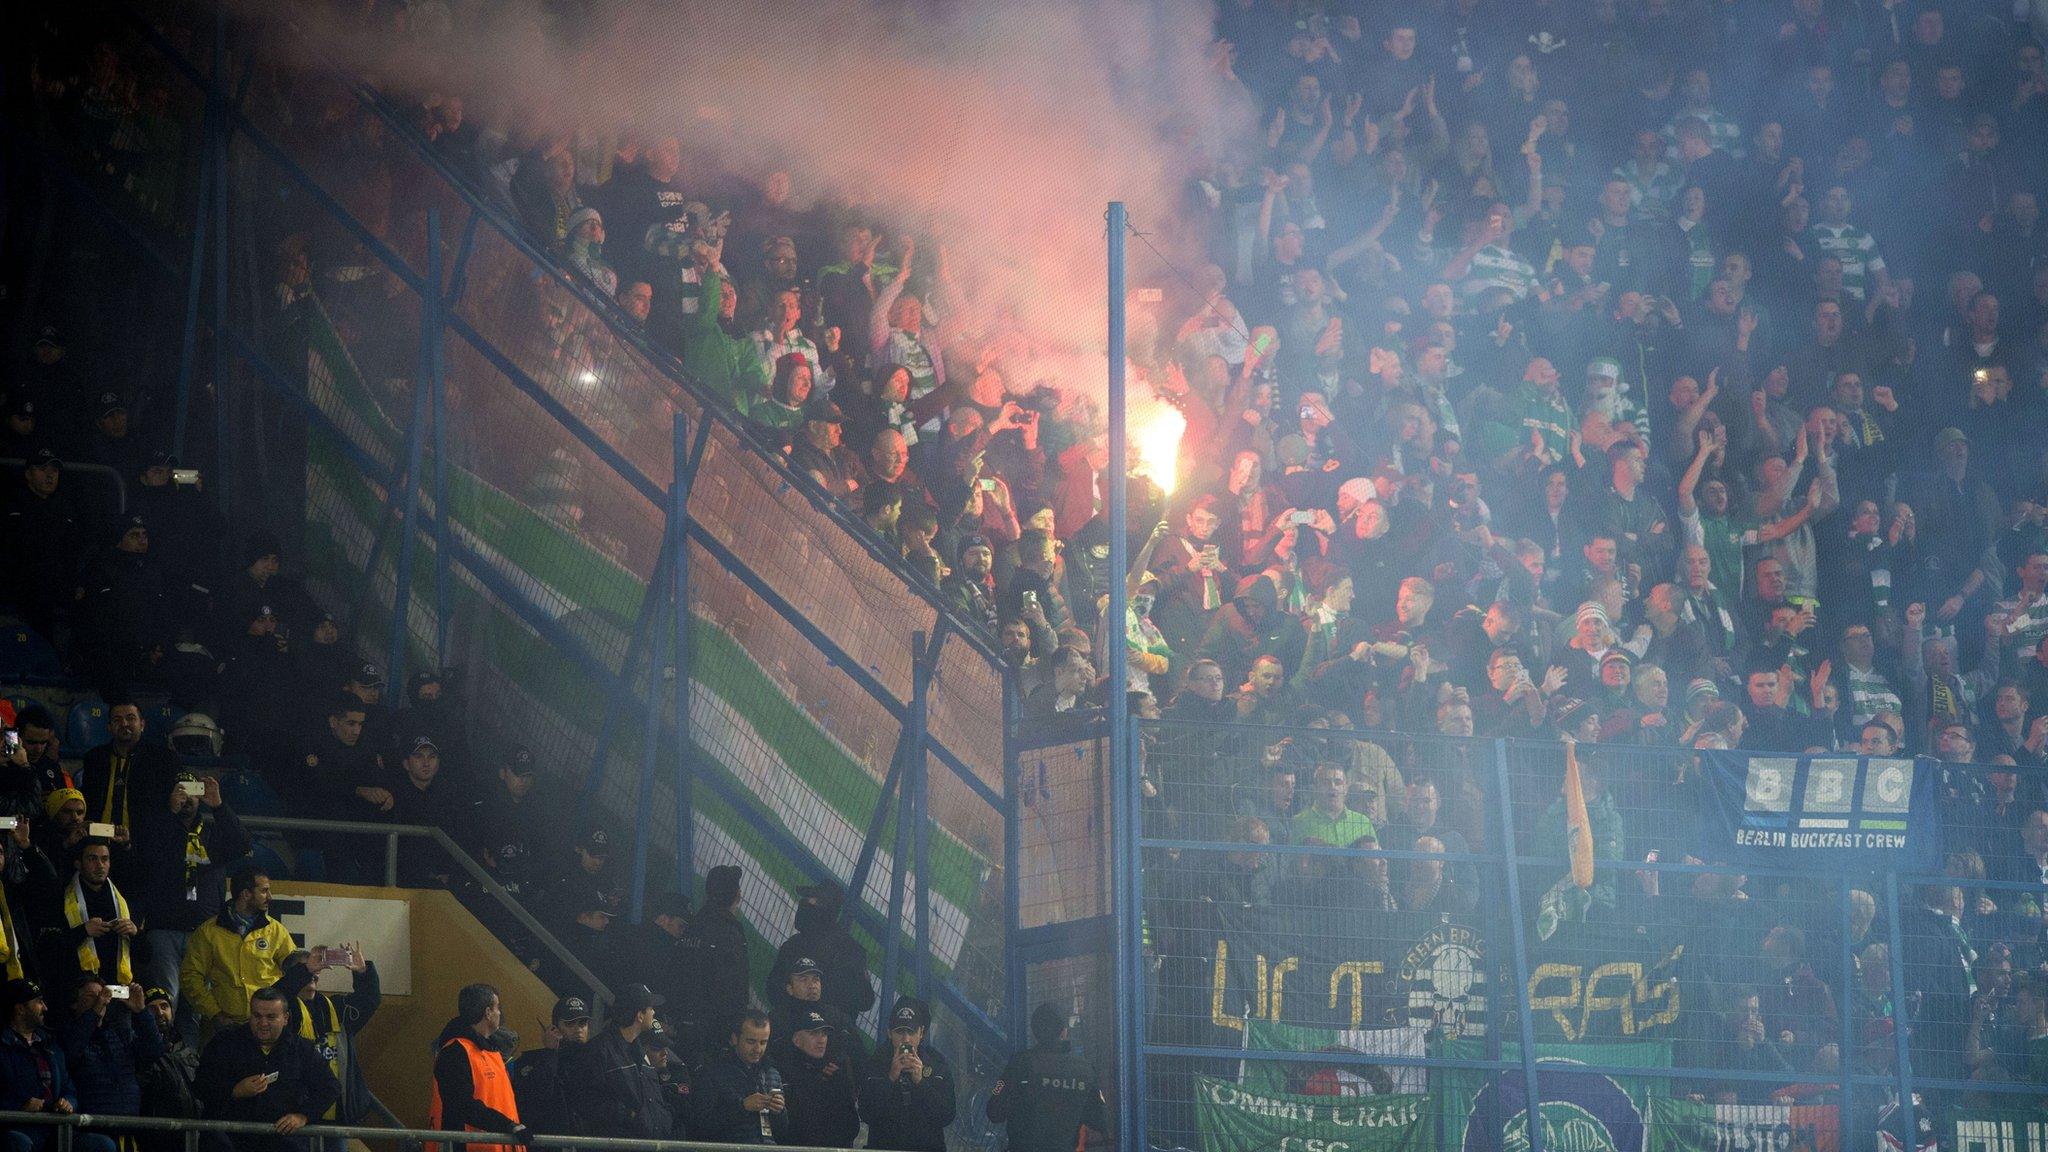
(180, 908), (293, 1024)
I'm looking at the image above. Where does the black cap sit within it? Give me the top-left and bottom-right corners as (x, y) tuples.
(615, 983), (665, 1014)
(505, 745), (537, 775)
(118, 513), (147, 537)
(407, 734), (438, 754)
(957, 533), (992, 561)
(0, 978), (43, 1011)
(5, 395), (35, 420)
(888, 996), (930, 1033)
(27, 447), (61, 469)
(95, 391), (126, 420)
(144, 986), (174, 1006)
(552, 996), (591, 1024)
(33, 325), (62, 351)
(792, 956), (823, 977)
(146, 449), (173, 470)
(705, 864), (741, 901)
(793, 1008), (833, 1035)
(583, 827), (612, 855)
(643, 1021), (674, 1048)
(354, 662), (385, 687)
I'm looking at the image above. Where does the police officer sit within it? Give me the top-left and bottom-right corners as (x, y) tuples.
(776, 1009), (860, 1148)
(986, 1003), (1106, 1152)
(511, 996), (590, 1135)
(857, 996), (955, 1152)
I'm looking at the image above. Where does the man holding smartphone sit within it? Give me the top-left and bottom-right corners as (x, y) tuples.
(128, 772), (250, 1044)
(193, 986), (338, 1151)
(857, 997), (955, 1152)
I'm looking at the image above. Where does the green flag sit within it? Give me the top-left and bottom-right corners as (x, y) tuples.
(1242, 1018), (1431, 1097)
(1439, 1039), (1669, 1152)
(1194, 1076), (1428, 1152)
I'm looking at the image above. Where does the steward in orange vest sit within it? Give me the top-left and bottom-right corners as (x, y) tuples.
(427, 983), (527, 1152)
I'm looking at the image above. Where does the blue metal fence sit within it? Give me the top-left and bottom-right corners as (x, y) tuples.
(21, 0), (1022, 1094)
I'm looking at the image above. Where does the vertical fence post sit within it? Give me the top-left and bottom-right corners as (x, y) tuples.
(209, 5), (232, 523)
(1491, 740), (1546, 1152)
(671, 413), (695, 897)
(173, 80), (216, 461)
(1882, 871), (1918, 1147)
(1105, 200), (1143, 1152)
(426, 209), (453, 666)
(911, 629), (938, 1003)
(1838, 874), (1860, 1152)
(628, 572), (670, 923)
(1002, 677), (1024, 1043)
(385, 211), (437, 691)
(580, 543), (671, 808)
(384, 833), (399, 887)
(881, 634), (921, 1036)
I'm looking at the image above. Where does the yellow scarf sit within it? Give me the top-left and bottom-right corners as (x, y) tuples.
(63, 874), (133, 984)
(95, 751), (131, 828)
(0, 881), (23, 980)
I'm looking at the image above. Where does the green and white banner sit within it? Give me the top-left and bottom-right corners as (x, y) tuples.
(1195, 1076), (1429, 1152)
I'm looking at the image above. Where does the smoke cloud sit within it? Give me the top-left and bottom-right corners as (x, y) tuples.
(261, 0), (1253, 391)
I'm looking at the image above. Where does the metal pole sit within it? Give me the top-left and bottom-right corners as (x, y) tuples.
(173, 96), (215, 460)
(581, 543), (671, 807)
(1882, 871), (1918, 1149)
(386, 354), (429, 692)
(847, 753), (907, 931)
(671, 413), (695, 897)
(911, 630), (937, 1003)
(385, 833), (399, 887)
(425, 209), (453, 665)
(1105, 201), (1141, 1152)
(881, 665), (919, 1035)
(1002, 675), (1024, 1043)
(209, 6), (231, 524)
(629, 587), (669, 923)
(1838, 875), (1860, 1152)
(1491, 740), (1546, 1152)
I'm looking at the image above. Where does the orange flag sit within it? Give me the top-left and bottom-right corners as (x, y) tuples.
(1564, 740), (1595, 889)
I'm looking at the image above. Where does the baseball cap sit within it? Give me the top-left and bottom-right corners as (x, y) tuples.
(957, 533), (992, 560)
(5, 396), (35, 420)
(353, 662), (386, 687)
(1586, 357), (1622, 380)
(705, 864), (742, 901)
(642, 1021), (674, 1049)
(888, 996), (931, 1033)
(793, 1008), (833, 1035)
(1933, 427), (1967, 452)
(95, 391), (126, 420)
(27, 447), (61, 470)
(407, 735), (438, 755)
(552, 996), (591, 1024)
(792, 956), (823, 977)
(583, 827), (612, 855)
(143, 986), (174, 1006)
(1, 979), (44, 1011)
(505, 745), (537, 775)
(615, 983), (665, 1014)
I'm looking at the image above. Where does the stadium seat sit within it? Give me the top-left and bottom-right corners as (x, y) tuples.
(65, 695), (111, 753)
(0, 622), (64, 683)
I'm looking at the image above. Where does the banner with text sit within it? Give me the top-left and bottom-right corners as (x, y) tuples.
(1648, 1100), (1839, 1152)
(1698, 752), (1942, 872)
(1194, 1076), (1428, 1152)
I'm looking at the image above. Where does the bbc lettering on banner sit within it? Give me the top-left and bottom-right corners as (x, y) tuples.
(1700, 752), (1942, 871)
(1193, 1077), (1427, 1152)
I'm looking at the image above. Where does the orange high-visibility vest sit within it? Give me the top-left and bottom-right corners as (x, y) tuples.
(428, 1035), (520, 1152)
